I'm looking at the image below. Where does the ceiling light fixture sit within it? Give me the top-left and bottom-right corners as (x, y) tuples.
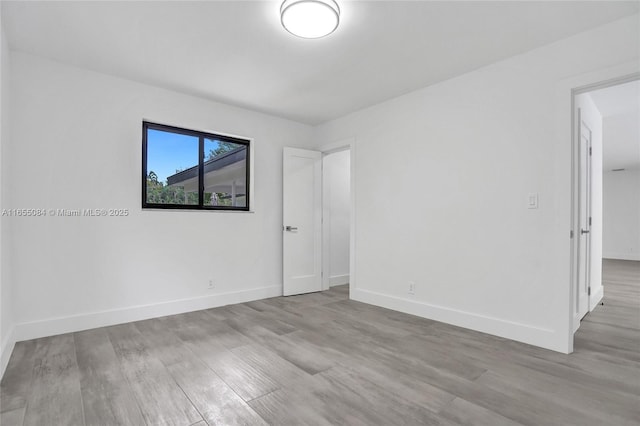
(281, 0), (340, 39)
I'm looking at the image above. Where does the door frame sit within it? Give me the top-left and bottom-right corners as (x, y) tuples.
(575, 111), (593, 329)
(567, 67), (640, 347)
(318, 138), (357, 298)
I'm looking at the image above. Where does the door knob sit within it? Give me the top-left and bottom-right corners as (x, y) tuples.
(580, 228), (590, 235)
(284, 226), (298, 231)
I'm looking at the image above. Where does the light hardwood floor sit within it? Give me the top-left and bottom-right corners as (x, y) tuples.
(1, 260), (639, 425)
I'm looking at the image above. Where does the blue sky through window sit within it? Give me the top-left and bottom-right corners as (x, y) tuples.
(146, 129), (198, 184)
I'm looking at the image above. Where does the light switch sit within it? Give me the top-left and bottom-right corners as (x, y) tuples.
(527, 193), (538, 209)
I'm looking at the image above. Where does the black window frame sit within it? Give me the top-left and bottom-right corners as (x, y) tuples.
(142, 121), (251, 211)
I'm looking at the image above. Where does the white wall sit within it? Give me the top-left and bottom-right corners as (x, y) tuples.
(0, 6), (15, 377)
(603, 170), (640, 260)
(323, 149), (350, 286)
(603, 111), (640, 171)
(7, 52), (314, 342)
(313, 15), (639, 353)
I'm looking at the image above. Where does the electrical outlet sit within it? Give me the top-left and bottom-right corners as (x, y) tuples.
(208, 279), (214, 289)
(408, 281), (415, 295)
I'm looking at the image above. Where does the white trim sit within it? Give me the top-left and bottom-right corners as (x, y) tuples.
(573, 283), (605, 333)
(0, 325), (16, 379)
(573, 313), (581, 333)
(13, 285), (281, 343)
(348, 140), (356, 300)
(318, 138), (354, 155)
(329, 274), (350, 287)
(321, 154), (332, 291)
(589, 285), (604, 311)
(352, 288), (565, 353)
(603, 253), (640, 261)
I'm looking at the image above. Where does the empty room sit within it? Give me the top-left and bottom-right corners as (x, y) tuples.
(0, 1), (639, 425)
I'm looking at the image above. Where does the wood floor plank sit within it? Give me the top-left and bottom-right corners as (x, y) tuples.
(582, 305), (639, 329)
(342, 323), (488, 380)
(169, 309), (253, 350)
(422, 321), (640, 399)
(225, 312), (338, 374)
(223, 315), (284, 345)
(134, 317), (201, 367)
(134, 317), (267, 425)
(22, 334), (84, 426)
(0, 340), (36, 414)
(439, 397), (525, 426)
(315, 366), (455, 425)
(575, 320), (640, 352)
(170, 317), (280, 401)
(259, 331), (336, 375)
(320, 298), (437, 335)
(485, 366), (640, 423)
(289, 325), (476, 395)
(106, 323), (202, 426)
(166, 360), (267, 426)
(74, 328), (146, 426)
(230, 344), (311, 388)
(248, 387), (337, 426)
(475, 370), (636, 426)
(329, 361), (457, 413)
(253, 314), (299, 335)
(222, 309), (299, 336)
(252, 363), (453, 426)
(0, 407), (25, 426)
(294, 323), (601, 426)
(217, 303), (263, 318)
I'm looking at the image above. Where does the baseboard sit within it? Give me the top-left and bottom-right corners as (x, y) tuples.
(352, 288), (567, 353)
(329, 274), (350, 287)
(603, 253), (640, 261)
(1, 325), (16, 379)
(573, 313), (581, 333)
(13, 285), (281, 343)
(589, 286), (604, 311)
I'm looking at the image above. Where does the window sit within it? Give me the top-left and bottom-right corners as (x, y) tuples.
(142, 122), (250, 211)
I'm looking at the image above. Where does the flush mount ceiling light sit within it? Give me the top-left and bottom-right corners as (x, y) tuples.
(281, 0), (340, 39)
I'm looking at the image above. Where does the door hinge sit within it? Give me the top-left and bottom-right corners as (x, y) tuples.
(588, 287), (591, 296)
(588, 217), (592, 226)
(570, 230), (574, 239)
(589, 147), (592, 156)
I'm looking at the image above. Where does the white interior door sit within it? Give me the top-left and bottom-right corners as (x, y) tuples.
(283, 147), (322, 296)
(577, 114), (592, 321)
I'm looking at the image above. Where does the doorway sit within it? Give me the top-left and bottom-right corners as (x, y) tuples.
(571, 76), (640, 333)
(322, 148), (351, 292)
(282, 139), (356, 297)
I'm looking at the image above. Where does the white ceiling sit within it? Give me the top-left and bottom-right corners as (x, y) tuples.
(590, 80), (640, 171)
(2, 1), (639, 125)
